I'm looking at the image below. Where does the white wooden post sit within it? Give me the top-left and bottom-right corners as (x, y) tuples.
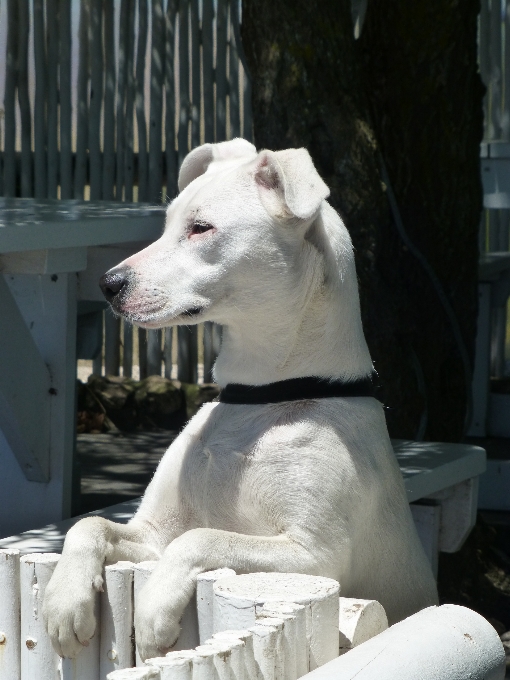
(0, 549), (21, 680)
(107, 667), (161, 680)
(134, 562), (158, 667)
(197, 569), (236, 644)
(249, 623), (279, 680)
(1, 273), (78, 537)
(145, 653), (193, 680)
(100, 561), (135, 678)
(255, 617), (286, 680)
(302, 605), (505, 680)
(205, 637), (251, 680)
(257, 602), (307, 679)
(338, 598), (388, 654)
(257, 602), (309, 680)
(210, 631), (257, 680)
(190, 645), (222, 680)
(410, 503), (441, 577)
(20, 553), (61, 680)
(213, 573), (340, 670)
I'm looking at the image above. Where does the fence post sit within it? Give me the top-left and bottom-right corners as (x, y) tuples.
(100, 561), (135, 678)
(0, 549), (21, 680)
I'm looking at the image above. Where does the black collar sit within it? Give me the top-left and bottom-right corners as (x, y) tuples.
(219, 375), (375, 405)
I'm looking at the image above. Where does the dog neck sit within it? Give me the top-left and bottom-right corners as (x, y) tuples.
(213, 223), (373, 388)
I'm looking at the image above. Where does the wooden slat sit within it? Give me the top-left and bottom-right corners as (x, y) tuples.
(92, 311), (103, 375)
(216, 0), (228, 142)
(33, 0), (47, 199)
(124, 1), (136, 201)
(149, 0), (165, 202)
(116, 0), (130, 200)
(135, 0), (149, 202)
(178, 0), (190, 167)
(504, 0), (510, 141)
(203, 321), (214, 382)
(147, 329), (162, 376)
(489, 0), (502, 140)
(105, 312), (121, 376)
(75, 0), (90, 199)
(228, 2), (240, 139)
(164, 0), (178, 198)
(231, 0), (253, 141)
(89, 0), (104, 200)
(59, 0), (73, 199)
(164, 327), (173, 379)
(123, 321), (133, 377)
(178, 326), (198, 383)
(102, 0), (116, 200)
(3, 0), (17, 197)
(190, 0), (201, 148)
(202, 0), (214, 143)
(138, 328), (148, 379)
(17, 0), (32, 197)
(46, 0), (59, 198)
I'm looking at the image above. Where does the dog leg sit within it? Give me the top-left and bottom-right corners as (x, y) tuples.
(135, 527), (320, 661)
(43, 516), (162, 658)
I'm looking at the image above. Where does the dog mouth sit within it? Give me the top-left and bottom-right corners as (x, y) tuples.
(181, 307), (203, 318)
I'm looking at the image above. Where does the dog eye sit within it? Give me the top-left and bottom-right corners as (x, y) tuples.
(189, 222), (216, 238)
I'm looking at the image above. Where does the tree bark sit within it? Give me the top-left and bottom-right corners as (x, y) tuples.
(242, 0), (484, 441)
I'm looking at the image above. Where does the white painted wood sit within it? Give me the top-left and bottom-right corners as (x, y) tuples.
(213, 573), (340, 670)
(0, 200), (165, 254)
(0, 272), (77, 536)
(254, 617), (286, 680)
(209, 631), (257, 680)
(145, 653), (193, 680)
(391, 440), (486, 502)
(134, 562), (158, 667)
(337, 598), (388, 654)
(206, 638), (246, 680)
(20, 553), (61, 680)
(173, 592), (200, 652)
(107, 667), (161, 680)
(256, 602), (309, 678)
(301, 605), (505, 680)
(428, 478), (479, 553)
(0, 273), (51, 482)
(197, 569), (236, 644)
(0, 248), (88, 275)
(479, 459), (510, 511)
(190, 645), (221, 680)
(100, 562), (135, 678)
(0, 549), (21, 680)
(410, 503), (441, 577)
(248, 623), (278, 680)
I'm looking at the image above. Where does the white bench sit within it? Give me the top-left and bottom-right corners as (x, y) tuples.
(0, 439), (486, 578)
(0, 199), (166, 538)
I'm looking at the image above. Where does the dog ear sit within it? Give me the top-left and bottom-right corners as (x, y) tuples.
(178, 139), (257, 192)
(255, 148), (330, 220)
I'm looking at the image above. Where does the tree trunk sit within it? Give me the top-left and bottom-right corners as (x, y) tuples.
(242, 0), (484, 441)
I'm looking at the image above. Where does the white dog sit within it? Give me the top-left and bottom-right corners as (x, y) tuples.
(43, 138), (438, 661)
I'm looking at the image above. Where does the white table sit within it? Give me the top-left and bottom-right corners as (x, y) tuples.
(0, 199), (165, 537)
(0, 440), (486, 579)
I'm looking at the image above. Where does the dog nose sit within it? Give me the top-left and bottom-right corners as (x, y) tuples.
(99, 271), (128, 302)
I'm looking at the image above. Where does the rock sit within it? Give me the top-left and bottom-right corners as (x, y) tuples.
(85, 374), (138, 431)
(181, 383), (220, 418)
(134, 376), (185, 429)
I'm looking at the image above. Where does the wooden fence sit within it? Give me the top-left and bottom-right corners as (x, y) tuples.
(479, 0), (510, 379)
(0, 0), (252, 383)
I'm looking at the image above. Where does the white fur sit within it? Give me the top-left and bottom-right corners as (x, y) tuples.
(43, 139), (438, 662)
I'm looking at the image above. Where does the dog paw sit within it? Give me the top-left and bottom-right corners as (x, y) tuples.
(134, 599), (181, 662)
(43, 570), (99, 658)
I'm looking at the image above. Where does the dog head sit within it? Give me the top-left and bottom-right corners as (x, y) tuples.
(99, 139), (330, 329)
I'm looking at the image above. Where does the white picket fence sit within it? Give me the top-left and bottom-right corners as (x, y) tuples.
(0, 550), (391, 680)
